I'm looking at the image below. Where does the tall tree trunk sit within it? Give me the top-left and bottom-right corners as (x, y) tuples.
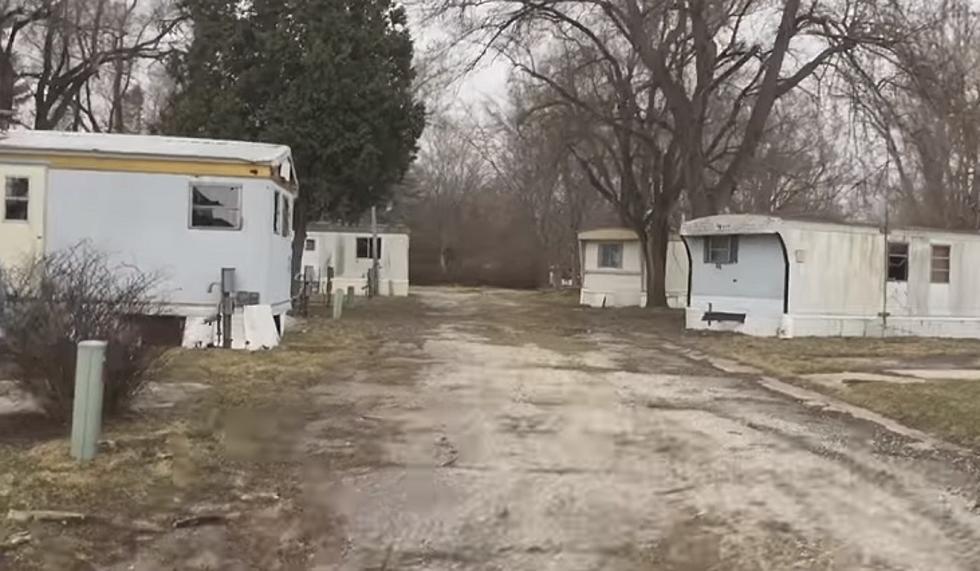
(290, 193), (309, 297)
(639, 215), (670, 308)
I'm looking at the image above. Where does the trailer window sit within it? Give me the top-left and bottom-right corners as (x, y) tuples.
(888, 242), (909, 281)
(598, 243), (623, 269)
(705, 235), (738, 264)
(281, 195), (291, 237)
(190, 184), (241, 229)
(4, 176), (29, 221)
(931, 245), (951, 284)
(273, 191), (281, 234)
(357, 237), (382, 259)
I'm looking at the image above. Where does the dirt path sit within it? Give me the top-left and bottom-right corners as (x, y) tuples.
(304, 288), (980, 570)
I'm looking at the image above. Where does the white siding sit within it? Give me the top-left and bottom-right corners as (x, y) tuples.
(301, 231), (410, 296)
(683, 215), (980, 338)
(45, 169), (293, 316)
(579, 238), (688, 308)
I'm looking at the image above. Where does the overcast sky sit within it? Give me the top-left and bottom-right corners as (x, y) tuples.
(409, 7), (511, 114)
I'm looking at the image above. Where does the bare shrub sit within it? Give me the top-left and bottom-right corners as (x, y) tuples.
(0, 243), (164, 421)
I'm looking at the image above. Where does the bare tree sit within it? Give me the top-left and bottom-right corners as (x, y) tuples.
(733, 94), (860, 218)
(842, 0), (980, 229)
(425, 0), (884, 306)
(11, 0), (179, 130)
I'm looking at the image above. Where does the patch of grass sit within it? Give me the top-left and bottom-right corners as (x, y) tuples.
(0, 295), (436, 568)
(843, 381), (980, 448)
(694, 334), (980, 376)
(693, 331), (980, 449)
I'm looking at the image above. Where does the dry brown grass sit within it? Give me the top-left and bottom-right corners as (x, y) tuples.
(693, 331), (980, 448)
(0, 295), (437, 568)
(694, 333), (980, 376)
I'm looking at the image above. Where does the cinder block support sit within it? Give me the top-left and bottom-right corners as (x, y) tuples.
(333, 290), (345, 320)
(71, 341), (107, 463)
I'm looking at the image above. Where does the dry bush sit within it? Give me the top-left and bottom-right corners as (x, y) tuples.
(0, 243), (164, 421)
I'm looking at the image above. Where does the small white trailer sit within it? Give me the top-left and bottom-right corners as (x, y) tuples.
(0, 130), (298, 349)
(300, 223), (410, 297)
(578, 228), (689, 308)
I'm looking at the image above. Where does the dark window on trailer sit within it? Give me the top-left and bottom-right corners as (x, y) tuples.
(281, 195), (291, 237)
(704, 235), (738, 264)
(888, 242), (909, 281)
(356, 237), (382, 259)
(598, 243), (624, 269)
(273, 191), (281, 234)
(931, 245), (951, 284)
(190, 184), (241, 229)
(305, 238), (316, 251)
(4, 177), (29, 221)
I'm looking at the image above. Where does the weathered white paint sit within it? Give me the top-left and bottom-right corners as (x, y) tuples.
(683, 214), (980, 338)
(578, 229), (688, 308)
(0, 163), (47, 269)
(301, 229), (410, 297)
(44, 169), (294, 317)
(243, 305), (280, 351)
(0, 130), (292, 165)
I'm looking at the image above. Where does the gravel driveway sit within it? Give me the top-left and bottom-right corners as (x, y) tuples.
(302, 288), (980, 570)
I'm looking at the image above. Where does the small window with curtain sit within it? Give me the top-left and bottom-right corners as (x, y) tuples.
(597, 243), (623, 269)
(888, 242), (909, 281)
(4, 176), (29, 221)
(705, 235), (738, 264)
(931, 245), (951, 284)
(190, 183), (241, 229)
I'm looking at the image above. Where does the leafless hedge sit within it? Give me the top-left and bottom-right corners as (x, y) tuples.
(0, 243), (164, 421)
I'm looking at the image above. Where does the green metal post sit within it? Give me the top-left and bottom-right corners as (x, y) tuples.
(333, 290), (345, 320)
(70, 340), (107, 463)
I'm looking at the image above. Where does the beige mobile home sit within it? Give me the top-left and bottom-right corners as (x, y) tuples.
(578, 228), (689, 308)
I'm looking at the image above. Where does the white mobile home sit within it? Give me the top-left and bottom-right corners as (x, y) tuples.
(0, 130), (297, 348)
(301, 223), (409, 297)
(682, 214), (980, 338)
(578, 228), (689, 309)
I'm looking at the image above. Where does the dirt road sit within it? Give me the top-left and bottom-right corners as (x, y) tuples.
(302, 289), (980, 570)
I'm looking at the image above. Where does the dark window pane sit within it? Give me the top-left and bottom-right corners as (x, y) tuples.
(4, 199), (27, 220)
(357, 237), (382, 259)
(192, 207), (238, 228)
(273, 192), (281, 233)
(598, 243), (623, 268)
(888, 242), (909, 281)
(192, 185), (239, 207)
(5, 177), (28, 199)
(705, 235), (737, 264)
(282, 198), (291, 237)
(305, 239), (316, 251)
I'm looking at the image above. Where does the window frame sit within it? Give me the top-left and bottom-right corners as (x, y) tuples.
(305, 238), (316, 251)
(931, 244), (951, 284)
(597, 242), (624, 270)
(704, 235), (738, 265)
(273, 191), (281, 234)
(888, 242), (909, 282)
(3, 176), (30, 222)
(189, 182), (243, 231)
(280, 194), (291, 238)
(356, 237), (382, 259)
